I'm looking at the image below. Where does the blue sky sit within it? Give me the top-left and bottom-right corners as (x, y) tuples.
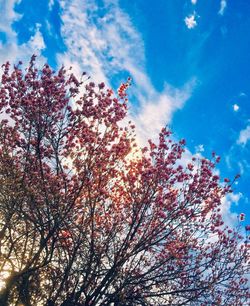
(0, 0), (250, 226)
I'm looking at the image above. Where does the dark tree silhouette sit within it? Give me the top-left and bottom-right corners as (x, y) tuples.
(0, 57), (249, 305)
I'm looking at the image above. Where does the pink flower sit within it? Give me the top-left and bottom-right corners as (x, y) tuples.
(239, 213), (245, 221)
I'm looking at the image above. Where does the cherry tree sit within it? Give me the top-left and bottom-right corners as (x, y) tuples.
(0, 57), (249, 305)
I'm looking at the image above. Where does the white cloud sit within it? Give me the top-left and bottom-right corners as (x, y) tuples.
(221, 193), (241, 228)
(184, 14), (197, 29)
(218, 0), (227, 16)
(0, 0), (21, 35)
(48, 0), (54, 11)
(58, 0), (137, 84)
(132, 81), (194, 145)
(0, 1), (46, 66)
(191, 0), (197, 4)
(195, 144), (204, 153)
(237, 125), (250, 146)
(58, 0), (195, 144)
(29, 24), (45, 50)
(233, 104), (239, 112)
(239, 92), (246, 97)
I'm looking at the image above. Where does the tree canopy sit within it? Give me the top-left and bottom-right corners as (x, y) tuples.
(0, 57), (249, 305)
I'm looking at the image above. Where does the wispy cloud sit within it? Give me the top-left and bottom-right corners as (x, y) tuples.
(237, 125), (250, 146)
(218, 0), (227, 16)
(29, 24), (45, 50)
(48, 0), (55, 11)
(184, 14), (197, 29)
(221, 193), (241, 228)
(58, 0), (195, 143)
(0, 0), (20, 35)
(0, 1), (46, 66)
(195, 144), (204, 153)
(132, 81), (195, 145)
(239, 92), (247, 97)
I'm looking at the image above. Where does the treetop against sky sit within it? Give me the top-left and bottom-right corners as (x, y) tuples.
(0, 0), (249, 227)
(0, 57), (249, 305)
(0, 0), (250, 306)
(2, 0), (250, 224)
